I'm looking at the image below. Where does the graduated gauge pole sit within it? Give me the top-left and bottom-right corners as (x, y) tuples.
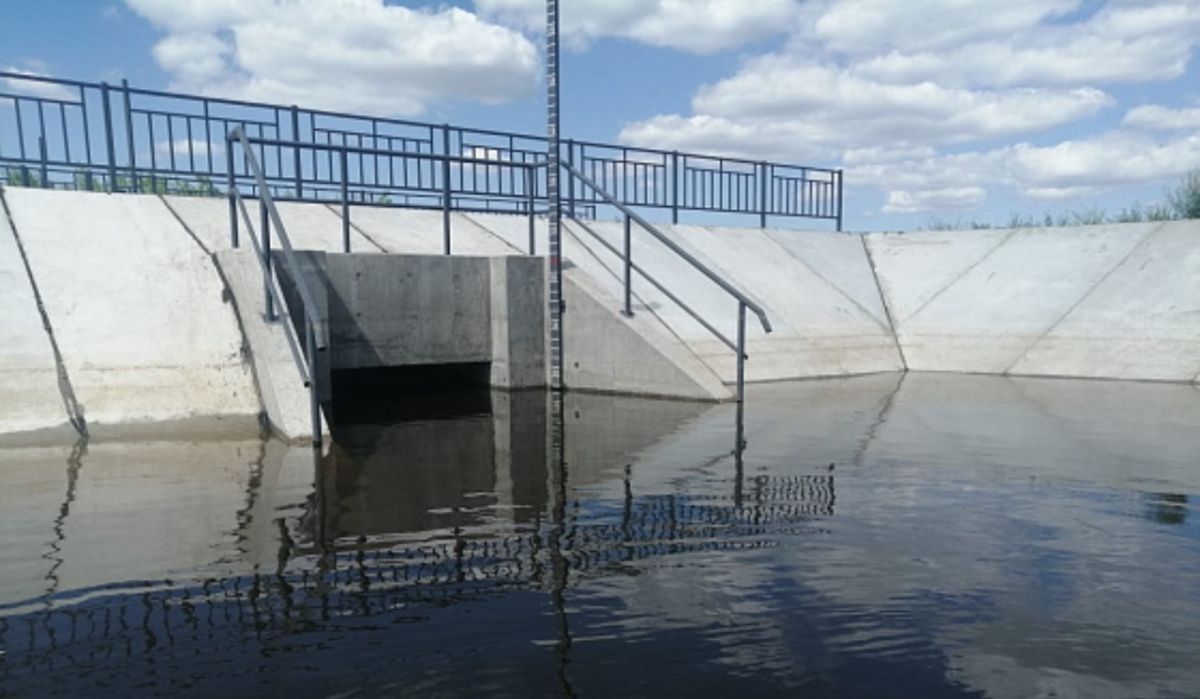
(546, 0), (564, 392)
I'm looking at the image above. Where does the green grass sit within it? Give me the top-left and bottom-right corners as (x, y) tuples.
(922, 168), (1200, 230)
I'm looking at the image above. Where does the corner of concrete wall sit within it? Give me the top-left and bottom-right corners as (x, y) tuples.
(489, 256), (549, 389)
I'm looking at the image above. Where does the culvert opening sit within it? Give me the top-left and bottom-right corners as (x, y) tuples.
(329, 362), (492, 428)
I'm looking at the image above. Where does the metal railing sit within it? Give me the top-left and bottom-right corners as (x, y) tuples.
(0, 71), (843, 229)
(226, 127), (328, 446)
(232, 135), (546, 256)
(563, 163), (772, 402)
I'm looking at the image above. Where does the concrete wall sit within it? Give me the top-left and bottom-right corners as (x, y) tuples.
(866, 220), (1200, 382)
(1, 188), (261, 437)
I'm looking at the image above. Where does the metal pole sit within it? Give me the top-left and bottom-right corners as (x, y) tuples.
(622, 213), (632, 316)
(736, 302), (747, 403)
(38, 137), (48, 188)
(836, 169), (844, 232)
(261, 198), (274, 321)
(441, 125), (452, 255)
(307, 318), (322, 448)
(291, 105), (302, 198)
(101, 82), (117, 191)
(546, 0), (565, 391)
(565, 139), (575, 218)
(122, 79), (137, 193)
(226, 138), (238, 247)
(340, 149), (350, 253)
(758, 162), (768, 228)
(526, 166), (536, 255)
(671, 151), (680, 224)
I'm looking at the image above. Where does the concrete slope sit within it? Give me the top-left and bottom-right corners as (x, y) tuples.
(570, 220), (902, 382)
(162, 196), (380, 253)
(0, 195), (73, 439)
(3, 189), (260, 432)
(336, 207), (515, 256)
(215, 248), (327, 441)
(867, 223), (1165, 375)
(1009, 220), (1200, 381)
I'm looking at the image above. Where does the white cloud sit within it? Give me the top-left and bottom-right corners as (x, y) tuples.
(617, 0), (1200, 218)
(1123, 103), (1200, 131)
(2, 67), (75, 101)
(884, 187), (987, 214)
(475, 0), (797, 53)
(852, 2), (1200, 88)
(807, 0), (1080, 55)
(126, 0), (539, 117)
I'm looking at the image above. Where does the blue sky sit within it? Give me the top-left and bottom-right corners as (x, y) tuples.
(2, 0), (1199, 231)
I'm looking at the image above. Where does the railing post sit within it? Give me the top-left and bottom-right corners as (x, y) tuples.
(226, 137), (238, 248)
(836, 169), (844, 232)
(736, 302), (747, 403)
(622, 213), (633, 316)
(101, 82), (117, 192)
(261, 198), (275, 321)
(758, 161), (768, 228)
(291, 105), (302, 198)
(441, 124), (452, 255)
(671, 151), (680, 224)
(38, 137), (48, 188)
(565, 139), (575, 218)
(340, 149), (350, 253)
(122, 79), (137, 193)
(307, 318), (322, 448)
(525, 166), (536, 255)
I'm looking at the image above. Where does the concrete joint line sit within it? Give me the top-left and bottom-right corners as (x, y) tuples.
(461, 212), (524, 255)
(0, 188), (88, 438)
(763, 229), (892, 335)
(898, 228), (1021, 326)
(322, 203), (388, 253)
(860, 234), (908, 370)
(1002, 222), (1167, 375)
(158, 194), (212, 256)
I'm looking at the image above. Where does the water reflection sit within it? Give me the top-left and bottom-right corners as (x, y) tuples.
(1, 373), (1199, 697)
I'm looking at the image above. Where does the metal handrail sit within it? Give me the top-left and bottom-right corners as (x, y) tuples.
(227, 126), (327, 445)
(563, 162), (772, 402)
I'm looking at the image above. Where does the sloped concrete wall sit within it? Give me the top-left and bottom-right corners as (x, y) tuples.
(866, 221), (1200, 382)
(2, 189), (261, 436)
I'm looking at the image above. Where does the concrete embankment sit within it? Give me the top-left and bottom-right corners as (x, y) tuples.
(2, 185), (1197, 443)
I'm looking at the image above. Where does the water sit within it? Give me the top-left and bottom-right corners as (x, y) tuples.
(1, 373), (1198, 698)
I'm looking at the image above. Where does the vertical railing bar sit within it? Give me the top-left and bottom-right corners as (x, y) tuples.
(623, 213), (633, 317)
(227, 136), (238, 247)
(836, 169), (844, 231)
(737, 302), (747, 404)
(185, 117), (195, 173)
(441, 124), (451, 255)
(203, 99), (213, 174)
(38, 136), (48, 188)
(290, 106), (302, 197)
(525, 166), (536, 255)
(148, 114), (158, 192)
(122, 80), (136, 192)
(260, 196), (274, 321)
(101, 84), (115, 189)
(340, 148), (350, 253)
(307, 318), (321, 448)
(80, 86), (95, 190)
(167, 114), (176, 173)
(58, 103), (70, 164)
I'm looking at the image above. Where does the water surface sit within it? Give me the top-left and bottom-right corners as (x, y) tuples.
(2, 373), (1198, 697)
